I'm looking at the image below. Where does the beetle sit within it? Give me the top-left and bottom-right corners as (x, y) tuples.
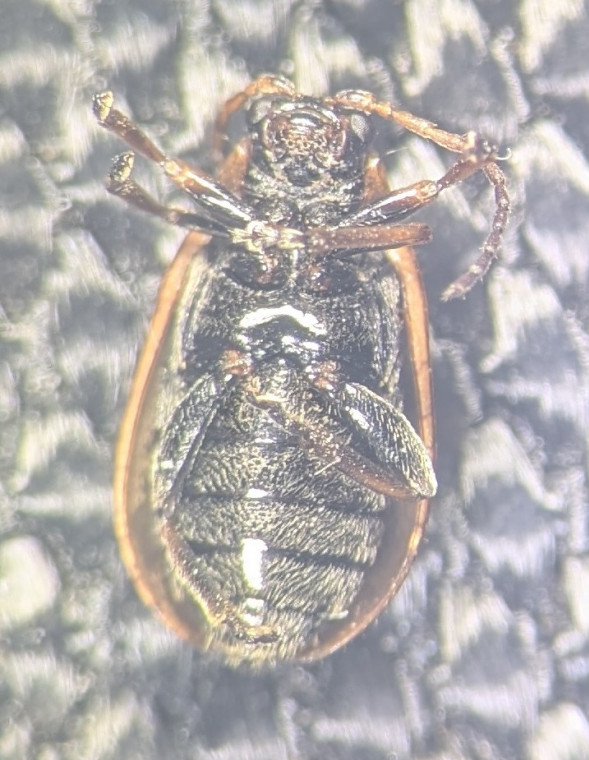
(93, 75), (509, 666)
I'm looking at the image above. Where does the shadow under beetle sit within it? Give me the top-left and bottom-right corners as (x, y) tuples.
(93, 75), (509, 666)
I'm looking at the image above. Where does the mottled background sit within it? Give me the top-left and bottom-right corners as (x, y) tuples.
(1, 1), (588, 759)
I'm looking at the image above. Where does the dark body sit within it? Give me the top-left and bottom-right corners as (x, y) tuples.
(153, 242), (412, 662)
(96, 76), (507, 665)
(140, 95), (435, 664)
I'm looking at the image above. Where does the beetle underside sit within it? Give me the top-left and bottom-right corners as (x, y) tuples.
(97, 75), (509, 664)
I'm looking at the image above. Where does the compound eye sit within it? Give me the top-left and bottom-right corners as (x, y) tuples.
(248, 96), (275, 126)
(349, 113), (373, 144)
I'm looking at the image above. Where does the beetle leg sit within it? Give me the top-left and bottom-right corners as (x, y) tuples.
(245, 376), (435, 500)
(432, 149), (509, 299)
(102, 151), (311, 255)
(102, 152), (233, 237)
(347, 150), (503, 229)
(339, 158), (508, 298)
(330, 88), (483, 155)
(334, 381), (437, 497)
(153, 373), (231, 503)
(351, 151), (508, 300)
(305, 222), (432, 258)
(330, 89), (510, 299)
(441, 161), (509, 300)
(93, 91), (255, 227)
(344, 179), (441, 226)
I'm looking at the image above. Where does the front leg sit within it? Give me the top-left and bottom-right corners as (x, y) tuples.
(102, 152), (235, 237)
(349, 136), (502, 227)
(350, 155), (508, 300)
(330, 89), (510, 299)
(93, 91), (254, 227)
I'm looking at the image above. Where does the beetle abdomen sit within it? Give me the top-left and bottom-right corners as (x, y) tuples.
(156, 364), (387, 661)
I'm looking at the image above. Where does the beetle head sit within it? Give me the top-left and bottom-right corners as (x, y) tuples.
(247, 95), (373, 192)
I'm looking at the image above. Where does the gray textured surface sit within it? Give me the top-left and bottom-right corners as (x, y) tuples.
(1, 0), (588, 758)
